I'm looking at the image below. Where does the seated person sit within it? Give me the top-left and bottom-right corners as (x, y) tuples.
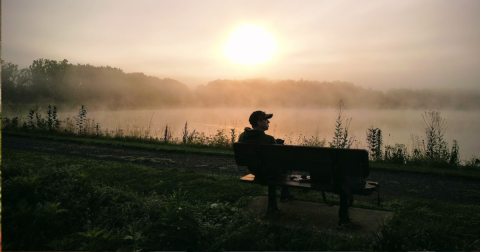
(238, 110), (295, 202)
(239, 110), (365, 226)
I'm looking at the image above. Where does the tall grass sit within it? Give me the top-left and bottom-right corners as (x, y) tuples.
(329, 100), (355, 148)
(366, 127), (383, 161)
(2, 105), (478, 168)
(366, 111), (474, 169)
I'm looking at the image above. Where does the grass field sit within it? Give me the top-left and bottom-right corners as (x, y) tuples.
(2, 148), (480, 251)
(5, 130), (480, 180)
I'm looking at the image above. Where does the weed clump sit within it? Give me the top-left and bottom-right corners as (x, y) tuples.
(384, 144), (408, 164)
(329, 99), (355, 148)
(423, 111), (449, 162)
(301, 128), (327, 147)
(464, 155), (480, 170)
(366, 127), (383, 161)
(75, 105), (88, 134)
(362, 111), (464, 168)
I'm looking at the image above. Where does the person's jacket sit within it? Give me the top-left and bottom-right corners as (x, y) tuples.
(238, 127), (276, 144)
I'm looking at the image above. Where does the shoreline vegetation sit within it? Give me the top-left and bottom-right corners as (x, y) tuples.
(3, 59), (480, 111)
(2, 104), (479, 171)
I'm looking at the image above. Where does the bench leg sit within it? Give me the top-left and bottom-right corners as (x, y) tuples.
(338, 191), (350, 223)
(267, 185), (279, 214)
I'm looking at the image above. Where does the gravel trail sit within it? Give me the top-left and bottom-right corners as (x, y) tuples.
(4, 134), (480, 205)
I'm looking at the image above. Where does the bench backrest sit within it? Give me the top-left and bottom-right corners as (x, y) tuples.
(233, 143), (370, 183)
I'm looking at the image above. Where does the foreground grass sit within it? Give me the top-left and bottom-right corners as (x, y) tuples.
(2, 149), (480, 251)
(5, 130), (480, 180)
(4, 130), (234, 156)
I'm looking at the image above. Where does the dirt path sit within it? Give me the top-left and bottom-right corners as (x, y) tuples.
(4, 134), (480, 205)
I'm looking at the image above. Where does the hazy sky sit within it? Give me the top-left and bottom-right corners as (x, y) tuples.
(2, 0), (480, 90)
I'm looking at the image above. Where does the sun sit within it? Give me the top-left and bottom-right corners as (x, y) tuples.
(225, 24), (277, 66)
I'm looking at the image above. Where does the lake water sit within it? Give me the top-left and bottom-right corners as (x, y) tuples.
(52, 108), (480, 160)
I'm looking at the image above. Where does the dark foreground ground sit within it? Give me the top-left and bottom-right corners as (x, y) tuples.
(3, 134), (480, 205)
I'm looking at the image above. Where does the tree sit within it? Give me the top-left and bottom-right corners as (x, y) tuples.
(1, 60), (20, 101)
(28, 58), (70, 103)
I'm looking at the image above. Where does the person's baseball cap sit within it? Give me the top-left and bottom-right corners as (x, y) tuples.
(249, 111), (273, 125)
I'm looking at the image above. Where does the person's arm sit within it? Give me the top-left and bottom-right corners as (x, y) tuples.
(238, 133), (244, 142)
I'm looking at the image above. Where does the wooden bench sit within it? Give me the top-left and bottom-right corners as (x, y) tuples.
(233, 143), (380, 214)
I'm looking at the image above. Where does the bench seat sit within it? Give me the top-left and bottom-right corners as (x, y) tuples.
(240, 174), (379, 196)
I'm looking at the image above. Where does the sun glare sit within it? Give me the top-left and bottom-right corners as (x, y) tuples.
(225, 25), (277, 66)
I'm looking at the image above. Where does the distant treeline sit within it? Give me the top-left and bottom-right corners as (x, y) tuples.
(1, 59), (192, 110)
(2, 59), (480, 110)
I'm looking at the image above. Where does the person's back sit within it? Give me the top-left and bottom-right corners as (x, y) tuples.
(238, 127), (276, 144)
(238, 111), (275, 178)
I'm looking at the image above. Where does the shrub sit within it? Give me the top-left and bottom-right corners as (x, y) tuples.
(422, 111), (450, 164)
(230, 128), (236, 146)
(464, 155), (480, 170)
(210, 129), (229, 148)
(182, 121), (196, 145)
(366, 126), (383, 161)
(449, 140), (460, 167)
(2, 116), (19, 129)
(76, 105), (87, 134)
(409, 134), (426, 165)
(46, 105), (61, 131)
(384, 144), (408, 164)
(164, 124), (173, 143)
(329, 100), (355, 148)
(189, 132), (208, 146)
(301, 128), (326, 147)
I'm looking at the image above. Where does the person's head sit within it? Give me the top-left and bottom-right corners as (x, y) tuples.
(249, 111), (273, 131)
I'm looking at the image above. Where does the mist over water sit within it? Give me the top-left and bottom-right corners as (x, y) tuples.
(52, 108), (480, 160)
